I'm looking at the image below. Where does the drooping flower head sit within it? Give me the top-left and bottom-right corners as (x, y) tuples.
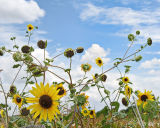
(122, 76), (130, 84)
(27, 24), (34, 31)
(0, 109), (4, 118)
(95, 57), (103, 67)
(81, 108), (89, 117)
(26, 82), (60, 122)
(12, 94), (23, 108)
(81, 63), (92, 72)
(89, 110), (96, 119)
(125, 85), (132, 99)
(137, 90), (154, 108)
(55, 83), (66, 98)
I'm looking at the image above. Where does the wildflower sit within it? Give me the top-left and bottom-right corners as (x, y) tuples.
(0, 109), (4, 118)
(125, 85), (132, 99)
(76, 47), (84, 53)
(12, 52), (22, 62)
(122, 76), (130, 84)
(64, 48), (74, 58)
(21, 45), (30, 53)
(56, 83), (66, 98)
(12, 94), (23, 108)
(21, 107), (30, 116)
(89, 110), (96, 119)
(27, 24), (34, 31)
(81, 108), (89, 117)
(26, 82), (60, 122)
(95, 57), (103, 67)
(137, 90), (154, 108)
(92, 73), (98, 82)
(81, 63), (92, 72)
(37, 40), (47, 49)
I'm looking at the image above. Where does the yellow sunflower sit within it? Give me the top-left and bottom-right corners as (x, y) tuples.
(26, 82), (60, 122)
(27, 24), (34, 31)
(0, 109), (4, 118)
(12, 94), (23, 108)
(81, 108), (89, 117)
(125, 85), (132, 99)
(89, 110), (96, 118)
(137, 90), (154, 108)
(122, 76), (130, 84)
(56, 83), (66, 97)
(81, 63), (92, 72)
(92, 73), (98, 82)
(95, 57), (103, 67)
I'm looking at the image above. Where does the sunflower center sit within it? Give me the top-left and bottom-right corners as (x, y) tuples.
(124, 78), (128, 81)
(84, 110), (87, 113)
(141, 95), (148, 102)
(39, 95), (52, 109)
(29, 27), (32, 30)
(16, 97), (22, 103)
(98, 60), (102, 64)
(90, 111), (93, 115)
(57, 87), (64, 95)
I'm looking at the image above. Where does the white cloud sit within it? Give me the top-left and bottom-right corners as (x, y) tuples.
(140, 58), (160, 69)
(80, 3), (160, 26)
(0, 0), (45, 24)
(81, 44), (110, 64)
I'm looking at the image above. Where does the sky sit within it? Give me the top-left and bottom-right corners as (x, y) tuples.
(0, 0), (160, 113)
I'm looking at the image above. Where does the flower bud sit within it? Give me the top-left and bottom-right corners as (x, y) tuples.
(12, 52), (22, 62)
(100, 74), (107, 82)
(21, 108), (30, 116)
(128, 34), (135, 41)
(76, 47), (84, 53)
(122, 97), (129, 106)
(135, 55), (142, 62)
(64, 48), (74, 58)
(21, 45), (30, 53)
(147, 38), (152, 46)
(136, 30), (140, 35)
(9, 85), (17, 95)
(0, 50), (4, 56)
(37, 40), (47, 49)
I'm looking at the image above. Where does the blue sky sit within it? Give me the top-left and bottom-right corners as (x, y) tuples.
(0, 0), (160, 111)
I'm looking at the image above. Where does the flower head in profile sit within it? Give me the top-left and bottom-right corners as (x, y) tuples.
(95, 57), (103, 67)
(12, 94), (23, 108)
(81, 63), (92, 72)
(26, 82), (61, 122)
(89, 110), (96, 119)
(137, 90), (154, 108)
(125, 85), (132, 99)
(81, 108), (89, 117)
(56, 83), (66, 98)
(122, 76), (130, 84)
(27, 24), (34, 31)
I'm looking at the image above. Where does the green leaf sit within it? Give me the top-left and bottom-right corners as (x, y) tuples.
(82, 85), (90, 91)
(13, 64), (21, 68)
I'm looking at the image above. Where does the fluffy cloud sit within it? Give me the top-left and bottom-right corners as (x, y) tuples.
(81, 44), (110, 64)
(80, 3), (160, 26)
(140, 58), (160, 69)
(0, 0), (45, 24)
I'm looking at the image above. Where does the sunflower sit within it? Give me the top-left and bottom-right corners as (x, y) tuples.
(122, 76), (130, 84)
(92, 73), (98, 82)
(89, 110), (96, 118)
(125, 85), (132, 99)
(26, 82), (60, 122)
(95, 57), (103, 67)
(56, 83), (66, 97)
(81, 63), (92, 72)
(81, 108), (89, 117)
(0, 109), (4, 118)
(12, 94), (23, 108)
(27, 24), (34, 31)
(137, 90), (154, 108)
